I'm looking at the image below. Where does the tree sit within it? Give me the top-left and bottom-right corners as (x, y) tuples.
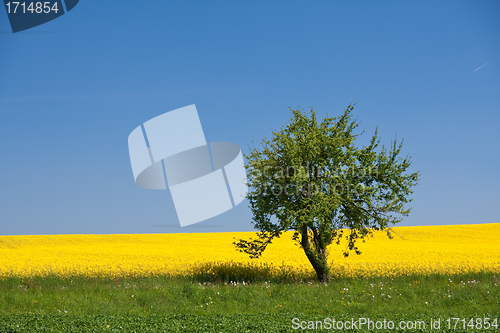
(234, 104), (419, 282)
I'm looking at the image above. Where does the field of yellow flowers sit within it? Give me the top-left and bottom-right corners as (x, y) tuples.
(0, 224), (499, 279)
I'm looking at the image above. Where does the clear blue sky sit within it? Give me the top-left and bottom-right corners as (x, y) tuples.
(1, 1), (499, 235)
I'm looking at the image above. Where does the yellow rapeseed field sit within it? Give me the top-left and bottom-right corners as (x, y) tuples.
(0, 224), (499, 279)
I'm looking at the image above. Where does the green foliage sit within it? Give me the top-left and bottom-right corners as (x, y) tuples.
(0, 273), (498, 332)
(0, 313), (497, 332)
(0, 314), (293, 333)
(234, 104), (420, 281)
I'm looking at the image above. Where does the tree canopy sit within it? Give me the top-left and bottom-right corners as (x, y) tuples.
(234, 104), (420, 281)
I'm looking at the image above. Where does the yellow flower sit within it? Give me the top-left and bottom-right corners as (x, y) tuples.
(0, 224), (499, 278)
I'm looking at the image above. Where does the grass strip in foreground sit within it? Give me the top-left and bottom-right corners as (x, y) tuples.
(1, 273), (498, 316)
(1, 313), (498, 332)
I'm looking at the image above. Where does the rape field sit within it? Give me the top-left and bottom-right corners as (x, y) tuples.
(0, 223), (499, 279)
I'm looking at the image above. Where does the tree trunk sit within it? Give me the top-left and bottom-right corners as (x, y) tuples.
(301, 224), (330, 282)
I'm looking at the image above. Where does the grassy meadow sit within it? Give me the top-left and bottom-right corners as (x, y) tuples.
(0, 223), (499, 332)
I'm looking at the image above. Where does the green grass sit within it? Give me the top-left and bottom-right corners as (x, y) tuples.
(0, 272), (498, 332)
(2, 313), (498, 332)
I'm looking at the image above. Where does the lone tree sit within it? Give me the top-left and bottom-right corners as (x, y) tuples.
(234, 104), (419, 282)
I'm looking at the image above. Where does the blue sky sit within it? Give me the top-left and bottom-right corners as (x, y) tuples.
(1, 1), (499, 235)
